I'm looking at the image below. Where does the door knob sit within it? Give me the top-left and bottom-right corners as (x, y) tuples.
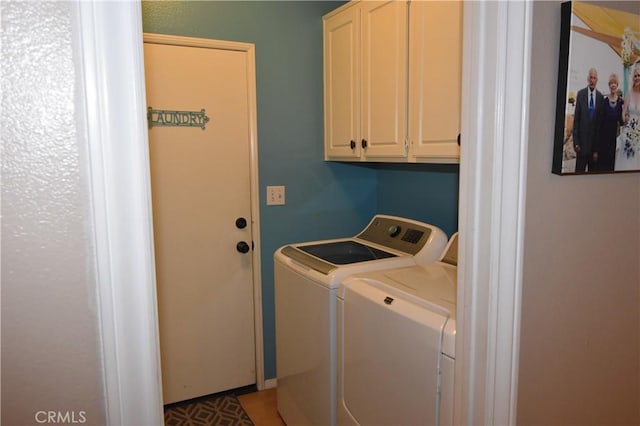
(236, 217), (247, 229)
(350, 140), (356, 149)
(236, 241), (250, 254)
(361, 139), (368, 148)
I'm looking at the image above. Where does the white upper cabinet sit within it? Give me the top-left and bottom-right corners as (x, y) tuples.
(323, 0), (462, 163)
(323, 3), (360, 159)
(360, 0), (408, 159)
(324, 0), (408, 161)
(407, 1), (462, 163)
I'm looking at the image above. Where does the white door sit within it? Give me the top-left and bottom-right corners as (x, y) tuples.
(144, 38), (257, 404)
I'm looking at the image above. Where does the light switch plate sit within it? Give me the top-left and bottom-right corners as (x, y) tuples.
(266, 185), (285, 205)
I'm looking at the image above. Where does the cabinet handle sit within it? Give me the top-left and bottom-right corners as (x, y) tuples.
(361, 139), (368, 149)
(457, 133), (461, 146)
(350, 140), (356, 149)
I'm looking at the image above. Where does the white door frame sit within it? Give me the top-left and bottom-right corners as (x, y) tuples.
(77, 1), (531, 425)
(456, 1), (532, 425)
(143, 31), (265, 397)
(75, 2), (164, 424)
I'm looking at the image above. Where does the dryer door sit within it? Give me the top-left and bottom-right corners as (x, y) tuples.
(340, 279), (448, 426)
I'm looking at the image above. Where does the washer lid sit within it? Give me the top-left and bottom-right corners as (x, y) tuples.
(296, 240), (397, 264)
(280, 239), (400, 276)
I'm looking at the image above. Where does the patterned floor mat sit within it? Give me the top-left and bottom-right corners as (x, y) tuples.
(164, 394), (254, 426)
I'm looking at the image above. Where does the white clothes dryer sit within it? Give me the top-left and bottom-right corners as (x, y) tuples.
(274, 215), (448, 426)
(337, 233), (458, 426)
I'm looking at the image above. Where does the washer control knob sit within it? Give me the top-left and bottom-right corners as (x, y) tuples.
(388, 225), (401, 238)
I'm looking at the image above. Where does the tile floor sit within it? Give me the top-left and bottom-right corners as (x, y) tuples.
(237, 388), (285, 426)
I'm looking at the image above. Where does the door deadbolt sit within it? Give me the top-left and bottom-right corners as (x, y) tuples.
(236, 241), (250, 253)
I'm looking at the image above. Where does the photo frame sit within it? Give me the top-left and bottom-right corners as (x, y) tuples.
(553, 1), (640, 175)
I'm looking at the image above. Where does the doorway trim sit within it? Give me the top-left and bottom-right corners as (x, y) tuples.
(75, 2), (164, 424)
(455, 1), (532, 425)
(143, 32), (266, 393)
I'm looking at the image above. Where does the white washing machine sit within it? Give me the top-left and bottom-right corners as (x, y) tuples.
(274, 215), (448, 426)
(337, 233), (458, 426)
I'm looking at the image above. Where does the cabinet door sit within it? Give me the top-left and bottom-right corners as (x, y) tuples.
(408, 1), (462, 163)
(361, 0), (408, 159)
(324, 5), (360, 160)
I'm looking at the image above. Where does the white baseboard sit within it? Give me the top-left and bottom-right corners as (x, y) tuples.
(263, 378), (277, 389)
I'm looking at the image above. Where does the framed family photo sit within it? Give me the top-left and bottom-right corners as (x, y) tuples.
(553, 1), (640, 175)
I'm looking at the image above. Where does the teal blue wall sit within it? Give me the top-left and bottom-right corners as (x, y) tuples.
(376, 164), (459, 236)
(142, 0), (458, 381)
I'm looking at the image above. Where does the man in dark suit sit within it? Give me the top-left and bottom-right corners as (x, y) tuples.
(572, 68), (603, 173)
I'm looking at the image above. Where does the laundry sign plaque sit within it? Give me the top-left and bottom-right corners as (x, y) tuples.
(147, 107), (210, 130)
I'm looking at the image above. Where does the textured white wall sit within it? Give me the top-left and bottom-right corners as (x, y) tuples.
(1, 1), (105, 424)
(518, 2), (640, 424)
